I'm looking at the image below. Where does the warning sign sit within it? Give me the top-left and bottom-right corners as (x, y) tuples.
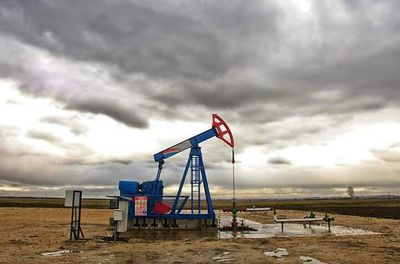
(134, 196), (147, 216)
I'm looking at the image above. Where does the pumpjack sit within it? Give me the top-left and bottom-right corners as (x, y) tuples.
(116, 114), (234, 230)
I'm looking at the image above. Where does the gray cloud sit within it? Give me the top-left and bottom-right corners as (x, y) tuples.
(1, 0), (400, 196)
(66, 98), (148, 128)
(27, 129), (61, 144)
(1, 0), (400, 126)
(0, 145), (152, 187)
(370, 147), (400, 163)
(40, 116), (87, 135)
(0, 0), (280, 79)
(0, 125), (19, 139)
(268, 157), (292, 165)
(1, 141), (400, 198)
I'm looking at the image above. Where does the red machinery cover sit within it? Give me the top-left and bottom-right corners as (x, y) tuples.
(153, 202), (171, 214)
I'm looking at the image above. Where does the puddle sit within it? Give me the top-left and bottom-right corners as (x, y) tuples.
(264, 248), (289, 258)
(218, 214), (378, 239)
(105, 211), (377, 240)
(41, 249), (82, 257)
(300, 256), (328, 264)
(212, 251), (234, 263)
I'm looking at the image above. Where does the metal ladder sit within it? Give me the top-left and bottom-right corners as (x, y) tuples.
(190, 155), (202, 214)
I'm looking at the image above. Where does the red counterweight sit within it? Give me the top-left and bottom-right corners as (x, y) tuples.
(212, 114), (235, 148)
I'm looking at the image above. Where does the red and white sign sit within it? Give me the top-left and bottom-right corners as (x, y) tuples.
(134, 196), (147, 216)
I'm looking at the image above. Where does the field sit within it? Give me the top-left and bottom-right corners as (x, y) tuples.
(1, 196), (400, 219)
(215, 198), (400, 219)
(0, 197), (400, 263)
(0, 197), (110, 209)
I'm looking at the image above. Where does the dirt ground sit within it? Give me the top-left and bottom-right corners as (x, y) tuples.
(0, 207), (399, 263)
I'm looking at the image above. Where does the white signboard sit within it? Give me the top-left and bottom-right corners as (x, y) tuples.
(65, 190), (81, 207)
(134, 196), (147, 216)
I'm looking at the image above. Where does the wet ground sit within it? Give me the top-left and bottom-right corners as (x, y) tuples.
(218, 214), (378, 239)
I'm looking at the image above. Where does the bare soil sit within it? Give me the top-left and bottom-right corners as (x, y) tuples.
(1, 207), (400, 263)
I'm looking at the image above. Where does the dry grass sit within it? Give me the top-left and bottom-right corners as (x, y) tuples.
(1, 197), (400, 218)
(1, 206), (400, 263)
(0, 197), (109, 209)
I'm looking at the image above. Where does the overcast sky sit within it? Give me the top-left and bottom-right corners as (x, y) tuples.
(1, 0), (400, 198)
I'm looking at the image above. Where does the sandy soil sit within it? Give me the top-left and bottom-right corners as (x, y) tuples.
(0, 207), (399, 263)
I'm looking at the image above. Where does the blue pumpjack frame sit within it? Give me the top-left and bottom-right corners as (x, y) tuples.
(147, 146), (215, 220)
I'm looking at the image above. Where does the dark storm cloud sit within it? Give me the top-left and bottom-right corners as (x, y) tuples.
(1, 0), (400, 127)
(0, 0), (280, 80)
(16, 82), (149, 129)
(66, 98), (148, 128)
(0, 0), (285, 122)
(272, 1), (400, 103)
(1, 0), (400, 196)
(0, 37), (149, 129)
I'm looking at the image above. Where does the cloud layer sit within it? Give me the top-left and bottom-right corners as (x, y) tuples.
(1, 0), (400, 197)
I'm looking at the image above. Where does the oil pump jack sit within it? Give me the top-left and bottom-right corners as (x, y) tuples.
(116, 114), (235, 230)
